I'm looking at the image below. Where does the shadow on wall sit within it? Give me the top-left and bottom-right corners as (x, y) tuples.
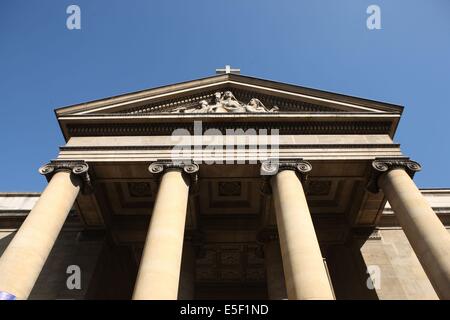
(325, 234), (380, 300)
(85, 240), (138, 300)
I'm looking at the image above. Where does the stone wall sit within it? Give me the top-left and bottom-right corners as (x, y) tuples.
(360, 229), (440, 300)
(326, 227), (449, 300)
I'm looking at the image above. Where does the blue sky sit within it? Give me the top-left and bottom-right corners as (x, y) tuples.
(0, 0), (449, 190)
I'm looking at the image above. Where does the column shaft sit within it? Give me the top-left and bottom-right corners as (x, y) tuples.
(379, 169), (450, 299)
(0, 171), (80, 299)
(271, 170), (334, 300)
(133, 169), (189, 300)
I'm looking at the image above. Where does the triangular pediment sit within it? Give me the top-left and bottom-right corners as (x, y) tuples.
(56, 74), (403, 116)
(55, 74), (404, 140)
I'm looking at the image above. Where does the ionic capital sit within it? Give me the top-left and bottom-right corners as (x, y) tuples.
(260, 159), (312, 194)
(367, 158), (421, 193)
(148, 161), (199, 191)
(39, 160), (93, 194)
(261, 159), (312, 177)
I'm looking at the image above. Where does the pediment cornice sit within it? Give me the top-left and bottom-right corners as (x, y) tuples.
(56, 74), (403, 116)
(55, 74), (403, 140)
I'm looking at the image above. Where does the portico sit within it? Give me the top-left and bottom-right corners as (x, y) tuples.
(0, 73), (449, 300)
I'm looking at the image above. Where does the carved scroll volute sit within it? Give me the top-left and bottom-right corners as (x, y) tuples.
(38, 160), (93, 194)
(260, 159), (312, 194)
(148, 161), (200, 193)
(367, 158), (421, 193)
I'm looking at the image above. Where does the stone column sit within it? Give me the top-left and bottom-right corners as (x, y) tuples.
(369, 159), (450, 299)
(133, 162), (198, 300)
(0, 161), (91, 300)
(257, 230), (287, 300)
(261, 161), (334, 300)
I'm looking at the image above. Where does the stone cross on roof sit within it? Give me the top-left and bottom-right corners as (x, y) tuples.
(215, 65), (240, 75)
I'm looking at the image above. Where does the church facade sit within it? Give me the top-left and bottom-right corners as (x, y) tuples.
(0, 72), (449, 300)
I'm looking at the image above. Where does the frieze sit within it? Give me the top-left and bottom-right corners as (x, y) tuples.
(67, 121), (393, 137)
(59, 143), (400, 152)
